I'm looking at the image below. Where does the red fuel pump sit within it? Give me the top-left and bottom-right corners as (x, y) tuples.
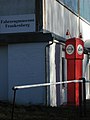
(65, 38), (84, 106)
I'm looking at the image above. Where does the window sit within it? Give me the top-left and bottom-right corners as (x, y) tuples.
(64, 0), (78, 12)
(80, 0), (90, 22)
(58, 0), (90, 23)
(57, 0), (78, 13)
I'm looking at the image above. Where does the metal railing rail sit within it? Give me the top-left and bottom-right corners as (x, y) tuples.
(13, 80), (82, 90)
(11, 79), (85, 120)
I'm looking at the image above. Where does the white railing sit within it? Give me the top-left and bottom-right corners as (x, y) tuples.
(11, 79), (86, 120)
(13, 80), (83, 90)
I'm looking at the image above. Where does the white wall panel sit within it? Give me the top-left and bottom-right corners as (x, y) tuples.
(80, 20), (90, 41)
(45, 0), (78, 38)
(49, 43), (57, 106)
(44, 0), (90, 41)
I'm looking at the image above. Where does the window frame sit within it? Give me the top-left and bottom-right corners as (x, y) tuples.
(56, 0), (90, 26)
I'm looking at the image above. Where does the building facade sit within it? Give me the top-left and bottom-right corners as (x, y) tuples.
(43, 0), (90, 106)
(0, 0), (90, 106)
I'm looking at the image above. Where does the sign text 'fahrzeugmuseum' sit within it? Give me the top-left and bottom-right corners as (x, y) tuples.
(0, 14), (35, 33)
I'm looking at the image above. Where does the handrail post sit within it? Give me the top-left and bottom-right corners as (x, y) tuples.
(79, 78), (86, 116)
(82, 78), (86, 116)
(11, 88), (17, 120)
(79, 78), (82, 116)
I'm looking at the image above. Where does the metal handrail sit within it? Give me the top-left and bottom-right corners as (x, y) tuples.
(13, 80), (82, 90)
(11, 79), (84, 120)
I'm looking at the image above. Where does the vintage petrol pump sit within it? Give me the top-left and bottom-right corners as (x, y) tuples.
(65, 38), (84, 106)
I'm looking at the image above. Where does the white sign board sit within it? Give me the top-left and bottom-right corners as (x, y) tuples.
(77, 44), (83, 55)
(0, 14), (35, 33)
(66, 44), (74, 55)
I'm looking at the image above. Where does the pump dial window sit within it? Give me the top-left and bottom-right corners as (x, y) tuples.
(66, 44), (74, 55)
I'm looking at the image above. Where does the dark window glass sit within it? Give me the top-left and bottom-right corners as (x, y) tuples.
(58, 0), (90, 23)
(58, 0), (78, 13)
(64, 0), (78, 12)
(80, 0), (90, 22)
